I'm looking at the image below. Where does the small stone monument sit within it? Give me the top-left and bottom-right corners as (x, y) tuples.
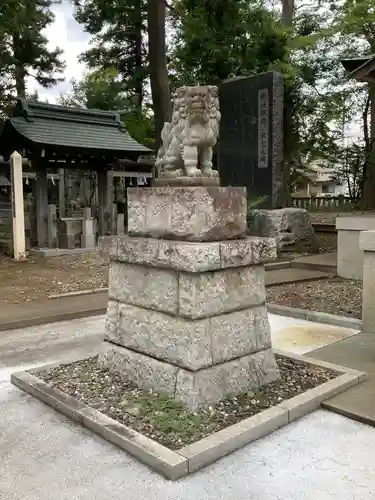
(219, 72), (284, 208)
(99, 85), (280, 410)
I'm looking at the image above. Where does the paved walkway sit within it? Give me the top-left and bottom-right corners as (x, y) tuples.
(265, 267), (331, 286)
(0, 292), (108, 331)
(311, 333), (375, 426)
(291, 252), (337, 273)
(0, 315), (373, 499)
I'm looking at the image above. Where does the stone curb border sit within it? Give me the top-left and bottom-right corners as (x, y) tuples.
(267, 303), (362, 331)
(48, 288), (108, 300)
(11, 350), (365, 480)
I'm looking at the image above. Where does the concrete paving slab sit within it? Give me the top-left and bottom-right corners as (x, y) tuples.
(290, 252), (337, 273)
(0, 316), (104, 368)
(311, 333), (375, 426)
(0, 316), (374, 497)
(265, 268), (332, 286)
(0, 292), (108, 331)
(269, 314), (359, 354)
(268, 303), (362, 330)
(322, 377), (375, 427)
(310, 333), (375, 375)
(2, 379), (375, 500)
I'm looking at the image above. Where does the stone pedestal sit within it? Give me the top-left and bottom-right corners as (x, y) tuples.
(58, 217), (82, 249)
(99, 186), (279, 410)
(337, 216), (375, 280)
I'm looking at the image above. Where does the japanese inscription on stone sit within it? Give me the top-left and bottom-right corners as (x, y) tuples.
(258, 89), (269, 169)
(218, 71), (284, 208)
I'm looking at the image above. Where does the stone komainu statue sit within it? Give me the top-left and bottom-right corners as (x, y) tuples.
(155, 85), (221, 179)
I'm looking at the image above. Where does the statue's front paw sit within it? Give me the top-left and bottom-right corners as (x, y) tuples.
(202, 168), (219, 177)
(163, 168), (184, 178)
(185, 167), (202, 177)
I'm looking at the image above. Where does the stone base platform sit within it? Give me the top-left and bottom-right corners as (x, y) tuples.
(100, 184), (280, 410)
(98, 343), (279, 410)
(105, 301), (272, 371)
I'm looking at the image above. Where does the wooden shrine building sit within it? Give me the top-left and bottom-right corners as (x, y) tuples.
(0, 99), (154, 248)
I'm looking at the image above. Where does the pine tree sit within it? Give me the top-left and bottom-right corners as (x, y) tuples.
(171, 0), (288, 86)
(73, 0), (147, 113)
(0, 0), (65, 99)
(147, 0), (171, 147)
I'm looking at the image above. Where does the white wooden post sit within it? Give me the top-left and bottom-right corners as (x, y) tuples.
(10, 151), (26, 260)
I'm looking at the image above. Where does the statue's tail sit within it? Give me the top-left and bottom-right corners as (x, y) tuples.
(155, 122), (172, 175)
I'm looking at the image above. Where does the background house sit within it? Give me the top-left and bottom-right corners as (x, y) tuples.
(293, 163), (348, 197)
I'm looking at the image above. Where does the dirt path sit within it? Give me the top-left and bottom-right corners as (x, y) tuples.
(0, 252), (108, 304)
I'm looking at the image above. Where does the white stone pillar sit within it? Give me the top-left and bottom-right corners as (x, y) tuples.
(10, 151), (26, 260)
(360, 230), (375, 333)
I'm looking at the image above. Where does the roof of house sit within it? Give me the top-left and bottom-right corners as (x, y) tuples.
(0, 99), (152, 154)
(341, 54), (375, 82)
(0, 175), (10, 187)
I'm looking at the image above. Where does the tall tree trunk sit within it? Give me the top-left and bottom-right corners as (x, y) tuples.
(134, 28), (143, 113)
(359, 33), (375, 210)
(12, 35), (26, 97)
(281, 0), (295, 207)
(147, 0), (171, 149)
(360, 84), (375, 209)
(134, 1), (143, 114)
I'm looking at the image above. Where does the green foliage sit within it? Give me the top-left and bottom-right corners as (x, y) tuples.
(127, 392), (215, 449)
(0, 0), (65, 100)
(247, 195), (269, 214)
(170, 0), (288, 87)
(123, 109), (155, 149)
(63, 0), (375, 207)
(58, 68), (129, 110)
(72, 0), (147, 111)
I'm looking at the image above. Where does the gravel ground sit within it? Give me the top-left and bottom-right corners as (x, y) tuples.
(310, 211), (375, 225)
(267, 277), (362, 319)
(315, 233), (336, 253)
(35, 355), (337, 451)
(0, 252), (108, 304)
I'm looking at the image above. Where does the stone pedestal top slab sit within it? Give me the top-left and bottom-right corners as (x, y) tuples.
(127, 186), (247, 242)
(99, 235), (277, 271)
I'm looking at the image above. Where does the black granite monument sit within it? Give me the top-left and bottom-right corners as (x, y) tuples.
(218, 71), (284, 208)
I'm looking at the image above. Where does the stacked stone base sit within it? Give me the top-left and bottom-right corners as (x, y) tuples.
(99, 343), (278, 411)
(99, 186), (280, 410)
